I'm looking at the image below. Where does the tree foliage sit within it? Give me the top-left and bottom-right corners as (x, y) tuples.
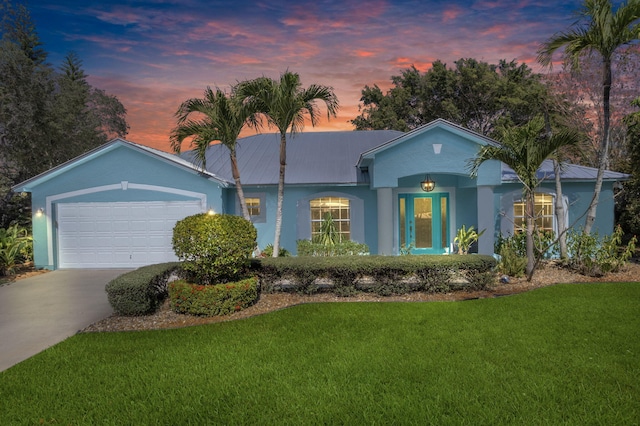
(236, 71), (339, 257)
(469, 116), (584, 280)
(170, 86), (257, 221)
(352, 58), (552, 137)
(544, 47), (640, 170)
(617, 97), (640, 238)
(0, 0), (128, 227)
(537, 0), (640, 234)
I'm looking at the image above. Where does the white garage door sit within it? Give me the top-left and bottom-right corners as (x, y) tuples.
(57, 201), (203, 268)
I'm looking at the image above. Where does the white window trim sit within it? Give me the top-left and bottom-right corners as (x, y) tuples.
(296, 192), (365, 243)
(500, 189), (569, 236)
(237, 193), (266, 223)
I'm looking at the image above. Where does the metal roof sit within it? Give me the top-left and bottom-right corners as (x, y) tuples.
(501, 159), (629, 182)
(183, 125), (629, 186)
(183, 130), (404, 185)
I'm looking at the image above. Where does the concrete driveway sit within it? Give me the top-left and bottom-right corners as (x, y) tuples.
(0, 269), (131, 372)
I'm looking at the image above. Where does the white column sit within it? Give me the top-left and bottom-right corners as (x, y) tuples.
(377, 187), (394, 255)
(477, 185), (495, 255)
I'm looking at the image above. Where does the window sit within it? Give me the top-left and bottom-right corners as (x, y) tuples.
(513, 193), (554, 233)
(246, 197), (261, 217)
(310, 197), (350, 241)
(237, 193), (266, 223)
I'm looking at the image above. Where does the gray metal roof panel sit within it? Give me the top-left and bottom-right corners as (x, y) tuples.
(194, 130), (403, 185)
(501, 159), (629, 182)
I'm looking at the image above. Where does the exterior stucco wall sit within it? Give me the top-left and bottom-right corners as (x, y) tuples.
(28, 146), (224, 269)
(226, 185), (377, 255)
(494, 181), (618, 237)
(370, 127), (502, 189)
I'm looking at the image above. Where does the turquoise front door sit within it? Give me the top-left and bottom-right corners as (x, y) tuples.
(399, 193), (449, 254)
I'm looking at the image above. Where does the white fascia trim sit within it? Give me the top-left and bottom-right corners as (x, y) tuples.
(44, 182), (207, 266)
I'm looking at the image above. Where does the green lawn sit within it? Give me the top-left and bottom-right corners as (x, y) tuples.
(1, 283), (639, 425)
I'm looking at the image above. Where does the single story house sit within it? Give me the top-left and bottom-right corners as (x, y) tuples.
(14, 119), (626, 270)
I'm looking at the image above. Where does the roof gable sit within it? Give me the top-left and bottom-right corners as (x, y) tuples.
(357, 119), (497, 169)
(356, 119), (503, 187)
(13, 139), (229, 192)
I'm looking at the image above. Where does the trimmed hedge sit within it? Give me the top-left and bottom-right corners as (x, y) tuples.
(169, 277), (259, 316)
(105, 263), (180, 316)
(297, 239), (369, 256)
(256, 255), (496, 295)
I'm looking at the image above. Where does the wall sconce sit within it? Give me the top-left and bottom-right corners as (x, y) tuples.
(420, 175), (436, 192)
(35, 208), (45, 217)
(207, 207), (215, 216)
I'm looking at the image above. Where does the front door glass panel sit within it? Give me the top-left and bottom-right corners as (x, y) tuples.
(414, 197), (433, 248)
(399, 193), (449, 254)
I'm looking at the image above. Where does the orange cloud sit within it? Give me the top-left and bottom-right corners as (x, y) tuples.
(355, 50), (375, 58)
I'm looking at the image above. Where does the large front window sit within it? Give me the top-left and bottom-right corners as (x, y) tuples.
(310, 197), (350, 242)
(513, 193), (554, 233)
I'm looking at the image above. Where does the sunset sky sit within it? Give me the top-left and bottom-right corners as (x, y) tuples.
(27, 0), (585, 152)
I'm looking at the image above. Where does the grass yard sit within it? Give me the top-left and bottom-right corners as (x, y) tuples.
(1, 283), (638, 425)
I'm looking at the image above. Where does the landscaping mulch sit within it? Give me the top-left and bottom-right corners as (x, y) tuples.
(80, 261), (640, 333)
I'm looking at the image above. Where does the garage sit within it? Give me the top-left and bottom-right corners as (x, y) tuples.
(57, 201), (203, 268)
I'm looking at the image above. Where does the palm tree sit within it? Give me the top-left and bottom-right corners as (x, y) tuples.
(469, 116), (583, 280)
(170, 87), (257, 221)
(236, 71), (339, 256)
(537, 0), (640, 234)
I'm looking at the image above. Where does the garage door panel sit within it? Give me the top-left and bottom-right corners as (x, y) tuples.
(57, 201), (202, 268)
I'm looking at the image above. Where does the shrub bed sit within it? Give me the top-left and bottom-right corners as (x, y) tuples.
(256, 255), (496, 295)
(169, 277), (259, 316)
(105, 263), (180, 316)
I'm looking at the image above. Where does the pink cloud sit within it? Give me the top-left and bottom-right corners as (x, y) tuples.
(479, 24), (511, 39)
(442, 6), (463, 22)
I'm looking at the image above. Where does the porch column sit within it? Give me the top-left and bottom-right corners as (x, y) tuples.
(377, 187), (394, 255)
(477, 185), (495, 255)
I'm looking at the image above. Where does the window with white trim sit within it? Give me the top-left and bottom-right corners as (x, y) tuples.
(513, 193), (554, 233)
(246, 197), (261, 217)
(310, 197), (350, 241)
(237, 193), (266, 223)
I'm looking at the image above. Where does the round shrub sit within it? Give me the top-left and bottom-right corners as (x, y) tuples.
(172, 213), (257, 284)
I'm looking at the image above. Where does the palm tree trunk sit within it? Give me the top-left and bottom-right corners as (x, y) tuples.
(272, 132), (287, 257)
(553, 159), (568, 259)
(584, 57), (612, 235)
(229, 149), (250, 221)
(526, 190), (535, 281)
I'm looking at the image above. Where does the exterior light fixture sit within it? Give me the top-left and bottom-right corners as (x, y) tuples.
(207, 208), (215, 216)
(35, 208), (45, 217)
(420, 175), (436, 192)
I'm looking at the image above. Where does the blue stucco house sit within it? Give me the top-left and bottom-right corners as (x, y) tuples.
(14, 119), (626, 270)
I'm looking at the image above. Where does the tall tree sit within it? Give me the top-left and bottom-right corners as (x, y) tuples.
(0, 1), (53, 182)
(545, 47), (640, 170)
(469, 117), (583, 280)
(236, 71), (338, 256)
(617, 97), (640, 237)
(352, 59), (551, 138)
(52, 52), (128, 160)
(538, 0), (640, 234)
(170, 87), (256, 221)
(0, 1), (128, 227)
